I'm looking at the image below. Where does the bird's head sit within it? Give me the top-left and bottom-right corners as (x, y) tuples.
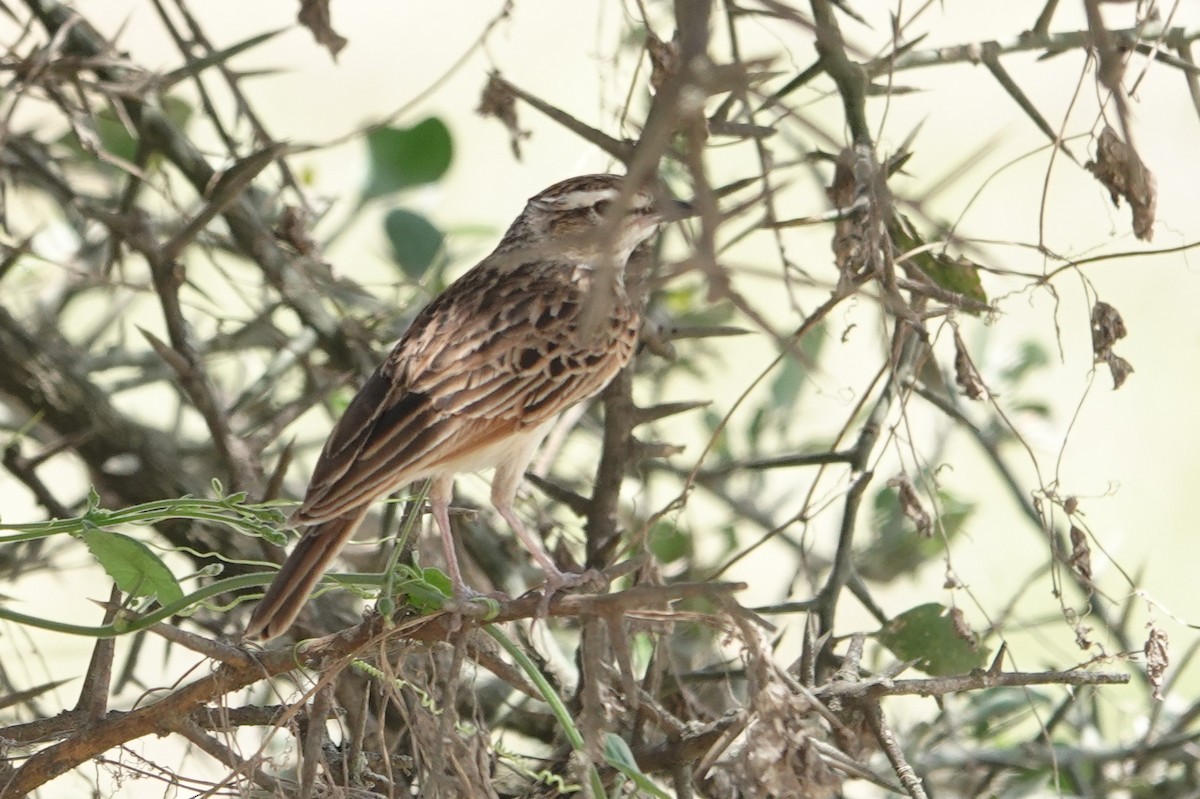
(499, 173), (688, 265)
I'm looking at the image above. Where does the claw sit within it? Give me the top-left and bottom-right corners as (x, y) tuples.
(536, 568), (604, 618)
(442, 583), (509, 631)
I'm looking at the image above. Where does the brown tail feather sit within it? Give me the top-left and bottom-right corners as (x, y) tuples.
(244, 508), (368, 641)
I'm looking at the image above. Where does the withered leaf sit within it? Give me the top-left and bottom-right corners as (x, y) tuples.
(1075, 624), (1094, 651)
(477, 73), (528, 161)
(1091, 301), (1133, 389)
(954, 330), (988, 400)
(948, 607), (979, 650)
(1068, 525), (1092, 582)
(298, 0), (347, 60)
(1102, 352), (1134, 389)
(1145, 625), (1169, 701)
(275, 205), (317, 256)
(1086, 126), (1156, 241)
(1091, 300), (1127, 353)
(887, 474), (932, 537)
(827, 146), (875, 281)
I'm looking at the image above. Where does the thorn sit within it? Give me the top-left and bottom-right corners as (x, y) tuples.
(138, 326), (192, 376)
(524, 473), (590, 517)
(670, 324), (753, 339)
(987, 642), (1008, 676)
(632, 399), (710, 425)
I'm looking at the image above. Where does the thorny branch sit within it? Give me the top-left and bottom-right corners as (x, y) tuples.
(0, 0), (1193, 797)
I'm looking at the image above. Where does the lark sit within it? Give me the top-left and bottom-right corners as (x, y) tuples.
(245, 174), (685, 640)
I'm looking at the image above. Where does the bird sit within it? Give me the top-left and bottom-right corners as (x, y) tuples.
(244, 173), (685, 640)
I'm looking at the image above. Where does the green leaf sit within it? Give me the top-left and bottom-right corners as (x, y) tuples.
(961, 686), (1053, 739)
(81, 530), (184, 605)
(661, 285), (736, 328)
(1000, 339), (1051, 385)
(421, 566), (453, 597)
(769, 354), (808, 412)
(92, 113), (135, 165)
(93, 96), (193, 165)
(891, 212), (988, 310)
(363, 117), (453, 200)
(875, 602), (989, 676)
(1012, 400), (1052, 418)
(917, 254), (988, 306)
(762, 328), (823, 435)
(745, 406), (767, 454)
(858, 488), (974, 583)
(603, 733), (671, 798)
(390, 565), (453, 614)
(701, 408), (732, 462)
(647, 520), (691, 564)
(384, 208), (445, 280)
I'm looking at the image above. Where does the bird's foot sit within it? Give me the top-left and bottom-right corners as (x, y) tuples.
(443, 584), (509, 631)
(536, 568), (606, 619)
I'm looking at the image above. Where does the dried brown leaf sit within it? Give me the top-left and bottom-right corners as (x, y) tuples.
(1068, 525), (1092, 582)
(477, 72), (528, 160)
(730, 683), (841, 799)
(1086, 126), (1156, 241)
(949, 607), (979, 651)
(1090, 300), (1127, 354)
(297, 0), (347, 60)
(275, 205), (317, 256)
(1075, 624), (1094, 651)
(827, 146), (874, 281)
(1144, 624), (1169, 701)
(888, 474), (932, 537)
(1102, 352), (1134, 389)
(1091, 300), (1133, 389)
(953, 331), (987, 400)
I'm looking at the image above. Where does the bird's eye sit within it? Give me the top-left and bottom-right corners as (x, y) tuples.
(593, 199), (612, 217)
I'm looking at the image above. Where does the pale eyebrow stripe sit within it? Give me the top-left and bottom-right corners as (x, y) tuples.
(545, 188), (619, 209)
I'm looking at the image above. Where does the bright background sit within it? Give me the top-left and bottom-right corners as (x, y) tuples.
(3, 2), (1199, 795)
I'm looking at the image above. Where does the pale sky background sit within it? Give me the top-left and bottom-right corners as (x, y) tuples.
(3, 2), (1200, 796)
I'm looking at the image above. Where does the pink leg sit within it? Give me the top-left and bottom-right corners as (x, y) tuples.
(430, 474), (469, 598)
(491, 460), (563, 577)
(492, 460), (597, 616)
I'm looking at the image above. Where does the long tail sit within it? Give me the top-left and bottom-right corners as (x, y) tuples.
(244, 508), (369, 641)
